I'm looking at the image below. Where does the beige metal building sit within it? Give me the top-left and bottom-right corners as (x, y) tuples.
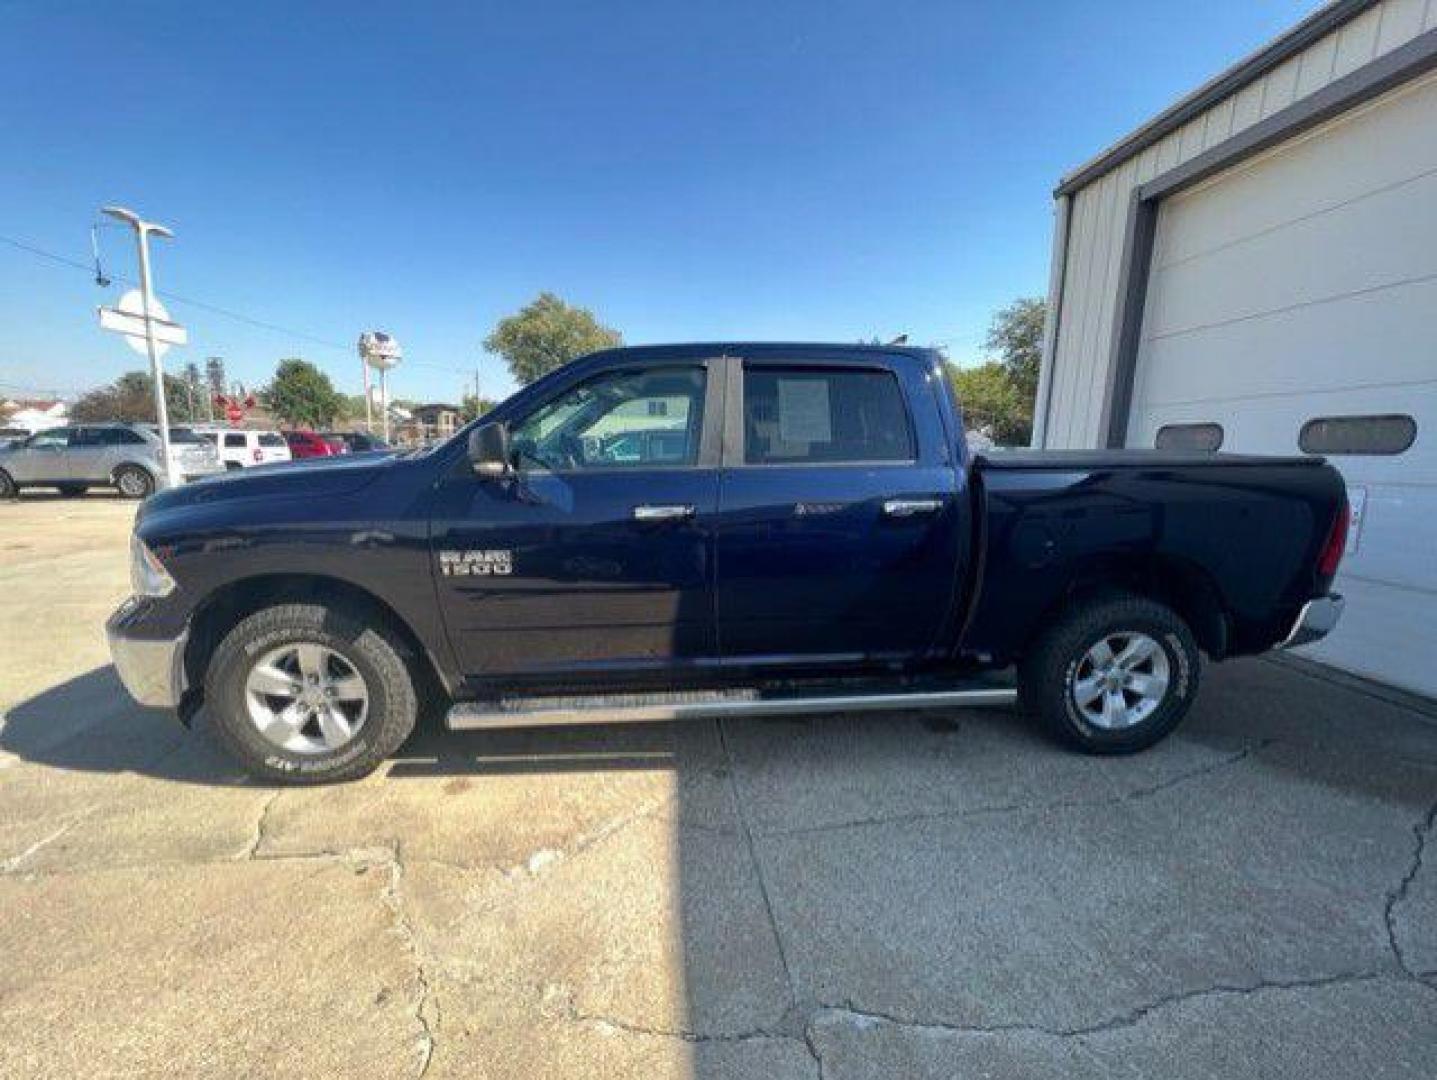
(1035, 0), (1437, 696)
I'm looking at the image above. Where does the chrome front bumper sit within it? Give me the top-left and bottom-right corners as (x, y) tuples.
(1280, 594), (1344, 649)
(106, 602), (188, 709)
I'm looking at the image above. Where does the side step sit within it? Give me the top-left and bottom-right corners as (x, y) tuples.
(446, 678), (1017, 731)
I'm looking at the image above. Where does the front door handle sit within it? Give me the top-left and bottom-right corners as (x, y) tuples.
(882, 497), (944, 518)
(633, 503), (696, 523)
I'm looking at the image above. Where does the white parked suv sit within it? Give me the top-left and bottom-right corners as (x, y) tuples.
(213, 429), (293, 469)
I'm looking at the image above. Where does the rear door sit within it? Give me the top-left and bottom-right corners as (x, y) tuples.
(256, 432), (291, 463)
(431, 358), (724, 683)
(715, 354), (966, 666)
(66, 427), (113, 481)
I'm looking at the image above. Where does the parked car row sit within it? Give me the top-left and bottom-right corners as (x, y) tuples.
(0, 423), (391, 498)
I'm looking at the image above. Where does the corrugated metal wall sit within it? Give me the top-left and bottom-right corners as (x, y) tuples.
(1040, 0), (1437, 448)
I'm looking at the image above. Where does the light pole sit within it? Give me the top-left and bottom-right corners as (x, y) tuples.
(102, 206), (180, 487)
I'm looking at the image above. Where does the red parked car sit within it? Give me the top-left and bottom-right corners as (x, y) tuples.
(282, 430), (345, 459)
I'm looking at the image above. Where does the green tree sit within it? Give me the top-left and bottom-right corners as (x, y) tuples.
(460, 393), (497, 422)
(946, 361), (1031, 446)
(264, 358), (344, 428)
(984, 297), (1046, 407)
(70, 371), (202, 423)
(484, 292), (621, 385)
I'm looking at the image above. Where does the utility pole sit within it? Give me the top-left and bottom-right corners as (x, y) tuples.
(205, 357), (221, 421)
(100, 206), (181, 487)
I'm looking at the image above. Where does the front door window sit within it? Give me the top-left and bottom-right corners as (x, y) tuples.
(509, 367), (706, 471)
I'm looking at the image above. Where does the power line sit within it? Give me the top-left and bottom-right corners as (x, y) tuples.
(0, 232), (474, 375)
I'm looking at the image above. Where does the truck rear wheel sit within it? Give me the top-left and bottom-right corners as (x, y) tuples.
(1018, 593), (1200, 754)
(114, 465), (154, 499)
(203, 603), (418, 784)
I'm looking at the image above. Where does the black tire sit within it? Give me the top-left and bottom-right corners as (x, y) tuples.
(0, 469), (15, 499)
(1018, 592), (1200, 754)
(204, 603), (418, 784)
(57, 484), (88, 497)
(114, 464), (154, 499)
(225, 461), (243, 471)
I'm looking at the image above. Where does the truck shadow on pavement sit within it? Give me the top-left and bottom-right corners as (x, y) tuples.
(4, 659), (1437, 1076)
(5, 658), (1436, 799)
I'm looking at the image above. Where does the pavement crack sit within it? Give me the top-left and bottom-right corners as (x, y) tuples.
(769, 739), (1272, 838)
(815, 969), (1390, 1041)
(236, 789), (283, 860)
(716, 718), (800, 1007)
(1384, 795), (1437, 977)
(559, 990), (804, 1049)
(380, 841), (440, 1078)
(802, 1015), (828, 1080)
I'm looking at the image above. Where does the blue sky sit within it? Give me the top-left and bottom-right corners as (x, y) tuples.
(1, 0), (1317, 405)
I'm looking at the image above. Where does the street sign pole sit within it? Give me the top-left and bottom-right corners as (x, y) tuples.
(133, 223), (179, 487)
(101, 206), (182, 488)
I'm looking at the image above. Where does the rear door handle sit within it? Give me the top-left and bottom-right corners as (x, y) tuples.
(633, 503), (696, 522)
(882, 498), (944, 518)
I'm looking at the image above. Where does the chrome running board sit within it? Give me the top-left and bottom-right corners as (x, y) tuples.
(446, 680), (1017, 731)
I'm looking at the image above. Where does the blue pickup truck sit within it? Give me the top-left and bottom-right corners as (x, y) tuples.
(106, 343), (1348, 783)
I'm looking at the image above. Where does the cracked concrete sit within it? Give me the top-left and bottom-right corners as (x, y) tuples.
(4, 495), (1437, 1078)
(1387, 798), (1437, 976)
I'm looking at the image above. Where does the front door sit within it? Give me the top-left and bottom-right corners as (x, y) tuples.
(7, 427), (72, 483)
(431, 360), (724, 686)
(715, 357), (964, 666)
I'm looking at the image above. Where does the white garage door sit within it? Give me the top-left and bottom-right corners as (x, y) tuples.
(1129, 71), (1437, 698)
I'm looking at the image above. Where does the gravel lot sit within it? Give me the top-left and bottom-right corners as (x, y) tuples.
(2, 493), (1435, 1078)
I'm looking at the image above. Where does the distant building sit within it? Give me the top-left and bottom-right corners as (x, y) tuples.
(410, 403), (460, 442)
(0, 398), (68, 433)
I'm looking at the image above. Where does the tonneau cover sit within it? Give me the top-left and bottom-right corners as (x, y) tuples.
(974, 449), (1321, 470)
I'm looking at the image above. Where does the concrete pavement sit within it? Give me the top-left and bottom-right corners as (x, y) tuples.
(1, 493), (1434, 1078)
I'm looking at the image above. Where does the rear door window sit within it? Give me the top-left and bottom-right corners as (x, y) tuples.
(258, 433), (287, 447)
(224, 433), (247, 448)
(742, 366), (913, 465)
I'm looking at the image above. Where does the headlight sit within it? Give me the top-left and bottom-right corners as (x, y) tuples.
(130, 535), (177, 598)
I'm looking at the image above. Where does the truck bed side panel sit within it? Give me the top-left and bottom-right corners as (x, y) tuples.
(963, 458), (1346, 661)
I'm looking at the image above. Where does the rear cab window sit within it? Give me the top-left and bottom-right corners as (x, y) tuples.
(742, 365), (914, 465)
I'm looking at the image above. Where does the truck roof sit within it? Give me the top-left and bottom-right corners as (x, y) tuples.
(583, 342), (941, 362)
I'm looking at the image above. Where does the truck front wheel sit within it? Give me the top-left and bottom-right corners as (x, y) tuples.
(203, 603), (418, 783)
(1019, 593), (1200, 754)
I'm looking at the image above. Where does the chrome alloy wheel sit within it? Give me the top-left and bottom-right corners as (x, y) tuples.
(117, 470), (149, 497)
(244, 643), (369, 754)
(1070, 631), (1170, 730)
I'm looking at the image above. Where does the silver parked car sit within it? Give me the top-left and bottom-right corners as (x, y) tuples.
(0, 422), (221, 499)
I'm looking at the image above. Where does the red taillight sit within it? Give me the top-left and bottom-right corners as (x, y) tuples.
(1317, 498), (1349, 578)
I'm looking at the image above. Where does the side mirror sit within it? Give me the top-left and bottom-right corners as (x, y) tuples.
(467, 421), (512, 477)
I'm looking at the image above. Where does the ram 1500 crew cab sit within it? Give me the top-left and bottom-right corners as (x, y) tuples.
(106, 344), (1348, 783)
